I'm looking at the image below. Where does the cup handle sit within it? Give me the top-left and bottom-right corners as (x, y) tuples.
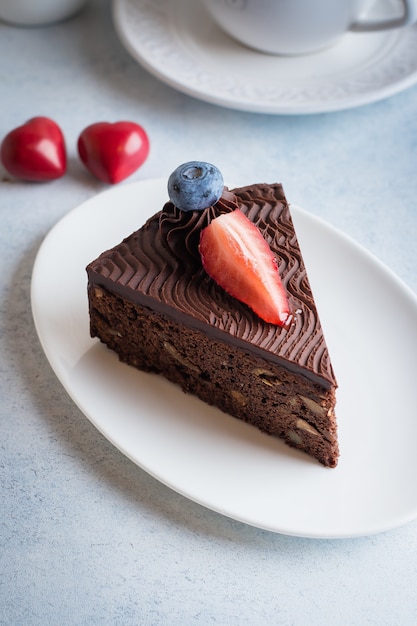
(351, 0), (417, 31)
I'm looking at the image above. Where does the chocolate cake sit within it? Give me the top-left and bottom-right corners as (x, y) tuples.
(86, 182), (339, 467)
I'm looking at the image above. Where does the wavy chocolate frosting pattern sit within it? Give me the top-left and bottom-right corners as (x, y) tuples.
(159, 188), (238, 262)
(87, 184), (337, 388)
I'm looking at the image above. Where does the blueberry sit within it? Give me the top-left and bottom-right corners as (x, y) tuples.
(167, 161), (224, 211)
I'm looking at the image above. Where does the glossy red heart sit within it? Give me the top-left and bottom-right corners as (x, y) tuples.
(1, 116), (66, 182)
(77, 121), (150, 184)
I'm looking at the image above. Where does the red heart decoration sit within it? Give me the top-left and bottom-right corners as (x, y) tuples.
(1, 116), (66, 182)
(77, 121), (150, 184)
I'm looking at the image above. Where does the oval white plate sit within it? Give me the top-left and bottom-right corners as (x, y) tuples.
(113, 0), (417, 114)
(31, 180), (417, 538)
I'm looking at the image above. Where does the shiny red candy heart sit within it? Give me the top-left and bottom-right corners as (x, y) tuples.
(1, 117), (67, 182)
(77, 121), (150, 184)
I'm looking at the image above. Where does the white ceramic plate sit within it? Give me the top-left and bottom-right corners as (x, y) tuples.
(31, 179), (417, 538)
(112, 0), (417, 114)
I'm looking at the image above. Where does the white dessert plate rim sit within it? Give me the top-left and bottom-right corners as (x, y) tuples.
(112, 0), (417, 114)
(31, 179), (417, 538)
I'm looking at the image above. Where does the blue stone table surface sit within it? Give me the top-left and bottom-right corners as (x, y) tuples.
(1, 1), (417, 624)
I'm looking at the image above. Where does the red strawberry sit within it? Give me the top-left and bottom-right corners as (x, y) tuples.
(199, 209), (291, 326)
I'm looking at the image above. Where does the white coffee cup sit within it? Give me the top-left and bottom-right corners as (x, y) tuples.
(200, 0), (417, 55)
(0, 0), (87, 26)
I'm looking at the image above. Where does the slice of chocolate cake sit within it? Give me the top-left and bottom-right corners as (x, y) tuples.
(86, 177), (339, 467)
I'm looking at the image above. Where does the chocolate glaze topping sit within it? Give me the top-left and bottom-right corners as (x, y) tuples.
(87, 183), (337, 389)
(159, 188), (238, 262)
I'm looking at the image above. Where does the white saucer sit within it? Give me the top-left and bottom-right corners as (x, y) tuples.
(112, 0), (417, 114)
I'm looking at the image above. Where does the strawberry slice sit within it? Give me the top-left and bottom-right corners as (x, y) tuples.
(199, 209), (291, 326)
